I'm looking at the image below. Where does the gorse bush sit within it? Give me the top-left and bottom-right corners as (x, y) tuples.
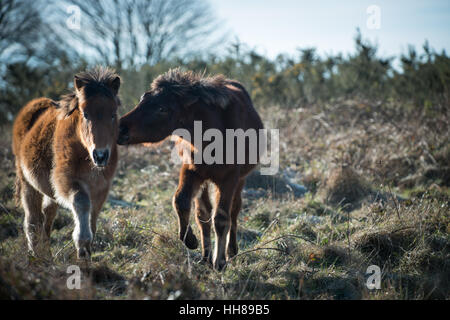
(393, 41), (450, 112)
(1, 31), (449, 124)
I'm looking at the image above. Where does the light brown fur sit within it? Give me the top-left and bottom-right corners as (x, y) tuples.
(12, 67), (121, 259)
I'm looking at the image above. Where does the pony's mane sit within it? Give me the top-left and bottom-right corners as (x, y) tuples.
(58, 92), (77, 113)
(151, 68), (231, 109)
(58, 66), (120, 114)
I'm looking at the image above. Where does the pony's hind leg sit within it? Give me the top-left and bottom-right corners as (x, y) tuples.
(42, 196), (58, 251)
(173, 165), (203, 250)
(227, 179), (245, 260)
(212, 173), (239, 271)
(195, 184), (213, 264)
(21, 180), (44, 256)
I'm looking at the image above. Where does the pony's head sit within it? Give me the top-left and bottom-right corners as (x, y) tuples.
(117, 68), (229, 145)
(59, 67), (121, 167)
(117, 88), (182, 145)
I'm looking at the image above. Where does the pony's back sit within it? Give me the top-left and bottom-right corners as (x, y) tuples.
(12, 97), (57, 157)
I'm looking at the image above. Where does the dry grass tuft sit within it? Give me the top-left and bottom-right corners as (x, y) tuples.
(323, 165), (373, 210)
(353, 229), (417, 266)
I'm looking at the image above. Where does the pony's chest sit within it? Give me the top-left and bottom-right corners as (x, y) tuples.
(84, 173), (111, 194)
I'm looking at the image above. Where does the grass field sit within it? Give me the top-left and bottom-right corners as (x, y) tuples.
(0, 99), (448, 300)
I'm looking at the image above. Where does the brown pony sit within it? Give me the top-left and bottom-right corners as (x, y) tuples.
(118, 68), (264, 270)
(12, 67), (121, 259)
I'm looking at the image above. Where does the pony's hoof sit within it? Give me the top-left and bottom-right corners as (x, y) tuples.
(197, 255), (213, 266)
(227, 249), (238, 260)
(77, 247), (91, 261)
(182, 227), (198, 250)
(213, 259), (227, 272)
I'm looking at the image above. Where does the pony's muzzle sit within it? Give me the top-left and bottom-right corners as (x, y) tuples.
(92, 148), (110, 167)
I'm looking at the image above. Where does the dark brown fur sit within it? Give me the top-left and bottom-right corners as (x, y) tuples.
(12, 67), (121, 259)
(118, 68), (264, 270)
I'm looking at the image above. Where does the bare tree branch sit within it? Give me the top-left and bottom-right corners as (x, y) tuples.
(0, 0), (77, 65)
(59, 0), (222, 68)
(0, 0), (42, 60)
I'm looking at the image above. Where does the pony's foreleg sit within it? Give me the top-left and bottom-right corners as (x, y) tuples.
(57, 181), (93, 260)
(173, 166), (202, 249)
(195, 184), (213, 264)
(55, 177), (93, 259)
(72, 189), (92, 259)
(212, 174), (239, 271)
(227, 178), (245, 260)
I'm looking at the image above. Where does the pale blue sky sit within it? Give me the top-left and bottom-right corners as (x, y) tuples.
(209, 0), (450, 58)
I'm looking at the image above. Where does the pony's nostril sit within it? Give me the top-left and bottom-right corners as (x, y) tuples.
(92, 149), (109, 166)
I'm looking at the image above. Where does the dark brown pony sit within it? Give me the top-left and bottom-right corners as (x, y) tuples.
(118, 68), (264, 270)
(12, 67), (121, 259)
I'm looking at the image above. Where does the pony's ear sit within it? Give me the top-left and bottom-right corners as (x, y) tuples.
(74, 76), (88, 94)
(108, 76), (121, 96)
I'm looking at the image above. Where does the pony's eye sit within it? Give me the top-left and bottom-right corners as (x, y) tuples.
(83, 112), (89, 120)
(157, 106), (168, 115)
